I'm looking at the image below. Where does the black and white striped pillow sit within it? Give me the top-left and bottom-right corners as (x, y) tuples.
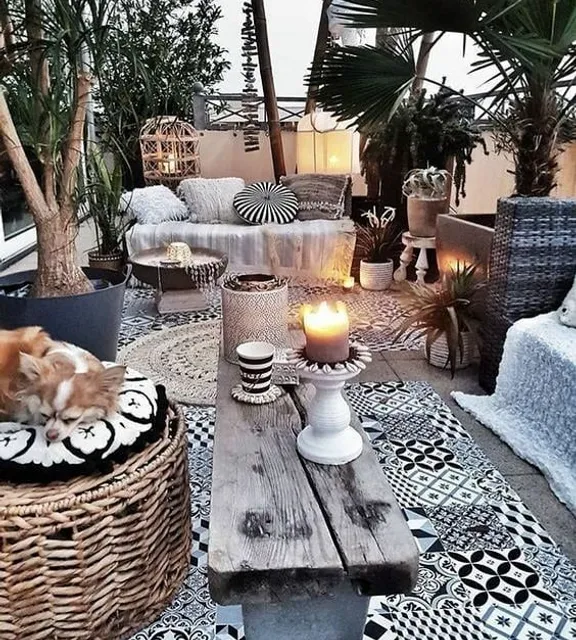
(234, 182), (298, 225)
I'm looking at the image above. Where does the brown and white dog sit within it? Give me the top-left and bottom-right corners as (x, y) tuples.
(0, 326), (126, 442)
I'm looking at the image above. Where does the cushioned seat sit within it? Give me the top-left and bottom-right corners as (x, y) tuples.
(126, 218), (357, 280)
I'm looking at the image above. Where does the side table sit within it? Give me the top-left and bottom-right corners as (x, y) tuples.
(394, 232), (436, 284)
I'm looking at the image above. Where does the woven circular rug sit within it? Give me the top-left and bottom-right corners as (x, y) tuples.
(119, 320), (220, 406)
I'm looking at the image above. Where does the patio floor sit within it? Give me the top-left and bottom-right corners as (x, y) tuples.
(2, 225), (575, 640)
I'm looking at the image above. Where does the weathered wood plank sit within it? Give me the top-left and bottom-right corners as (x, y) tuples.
(209, 356), (345, 605)
(291, 384), (419, 596)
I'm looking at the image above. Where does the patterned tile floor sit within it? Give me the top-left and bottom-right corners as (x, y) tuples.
(121, 288), (576, 640)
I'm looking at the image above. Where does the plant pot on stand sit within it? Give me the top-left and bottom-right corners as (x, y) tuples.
(359, 259), (394, 291)
(407, 196), (448, 237)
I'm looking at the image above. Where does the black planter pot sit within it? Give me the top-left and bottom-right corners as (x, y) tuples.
(0, 266), (131, 361)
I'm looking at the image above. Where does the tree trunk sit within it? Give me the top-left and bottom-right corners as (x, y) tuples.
(412, 32), (435, 95)
(306, 0), (332, 115)
(33, 212), (92, 298)
(251, 0), (286, 182)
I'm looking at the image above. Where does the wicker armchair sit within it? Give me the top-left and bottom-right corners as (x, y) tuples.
(479, 198), (576, 392)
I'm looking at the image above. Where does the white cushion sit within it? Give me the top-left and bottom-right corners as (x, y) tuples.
(120, 185), (189, 224)
(177, 177), (246, 224)
(558, 274), (576, 328)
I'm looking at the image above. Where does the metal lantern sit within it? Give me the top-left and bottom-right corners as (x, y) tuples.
(139, 116), (200, 189)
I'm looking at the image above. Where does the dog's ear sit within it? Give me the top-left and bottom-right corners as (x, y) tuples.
(100, 365), (126, 392)
(19, 352), (43, 381)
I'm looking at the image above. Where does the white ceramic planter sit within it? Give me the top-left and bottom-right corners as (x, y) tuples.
(359, 259), (394, 291)
(428, 331), (472, 370)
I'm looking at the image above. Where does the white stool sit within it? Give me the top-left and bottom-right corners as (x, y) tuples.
(394, 232), (436, 284)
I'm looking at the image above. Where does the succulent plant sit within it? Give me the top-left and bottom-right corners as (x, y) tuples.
(356, 206), (402, 263)
(402, 167), (451, 200)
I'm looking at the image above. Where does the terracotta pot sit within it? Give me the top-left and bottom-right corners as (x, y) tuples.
(88, 250), (124, 272)
(407, 197), (449, 237)
(428, 331), (472, 370)
(359, 259), (393, 291)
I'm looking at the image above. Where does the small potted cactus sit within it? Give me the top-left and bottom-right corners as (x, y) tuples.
(357, 207), (401, 291)
(402, 167), (451, 237)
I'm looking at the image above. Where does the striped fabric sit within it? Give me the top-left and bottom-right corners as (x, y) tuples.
(234, 182), (298, 225)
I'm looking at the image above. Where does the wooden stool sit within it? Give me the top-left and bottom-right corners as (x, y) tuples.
(394, 232), (436, 284)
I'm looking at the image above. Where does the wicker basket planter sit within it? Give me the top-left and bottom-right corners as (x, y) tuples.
(222, 274), (288, 363)
(428, 331), (473, 370)
(0, 402), (191, 640)
(359, 259), (394, 291)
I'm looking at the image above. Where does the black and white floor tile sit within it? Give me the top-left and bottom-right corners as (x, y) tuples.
(125, 376), (575, 639)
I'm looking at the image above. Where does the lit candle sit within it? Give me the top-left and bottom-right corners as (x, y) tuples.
(302, 301), (349, 364)
(342, 276), (355, 293)
(160, 153), (177, 174)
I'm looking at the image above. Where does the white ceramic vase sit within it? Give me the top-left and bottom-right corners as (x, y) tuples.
(359, 259), (394, 291)
(428, 331), (472, 370)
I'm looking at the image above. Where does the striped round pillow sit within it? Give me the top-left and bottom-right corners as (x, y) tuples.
(234, 182), (298, 225)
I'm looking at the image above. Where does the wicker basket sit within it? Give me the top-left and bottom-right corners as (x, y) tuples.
(0, 402), (191, 640)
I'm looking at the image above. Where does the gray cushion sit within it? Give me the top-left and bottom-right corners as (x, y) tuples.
(120, 185), (189, 224)
(177, 177), (245, 224)
(280, 173), (352, 221)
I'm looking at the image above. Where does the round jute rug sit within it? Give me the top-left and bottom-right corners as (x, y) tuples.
(118, 320), (220, 406)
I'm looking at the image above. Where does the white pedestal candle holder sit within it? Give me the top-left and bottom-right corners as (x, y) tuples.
(286, 344), (372, 465)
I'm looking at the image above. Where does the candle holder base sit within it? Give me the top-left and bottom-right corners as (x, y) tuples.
(297, 421), (363, 465)
(286, 344), (372, 466)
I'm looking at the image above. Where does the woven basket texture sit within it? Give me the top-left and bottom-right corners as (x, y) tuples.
(480, 198), (576, 391)
(0, 402), (191, 640)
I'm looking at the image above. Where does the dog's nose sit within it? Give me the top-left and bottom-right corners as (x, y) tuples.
(46, 429), (60, 442)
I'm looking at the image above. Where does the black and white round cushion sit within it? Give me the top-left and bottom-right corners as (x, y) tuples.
(0, 366), (169, 483)
(234, 181), (298, 225)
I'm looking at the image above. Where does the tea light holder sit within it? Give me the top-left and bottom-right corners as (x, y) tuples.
(342, 276), (355, 293)
(286, 344), (372, 465)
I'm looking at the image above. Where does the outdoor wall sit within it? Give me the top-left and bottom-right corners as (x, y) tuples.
(198, 130), (576, 211)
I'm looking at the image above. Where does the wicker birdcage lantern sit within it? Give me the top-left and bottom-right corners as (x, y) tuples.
(140, 116), (200, 189)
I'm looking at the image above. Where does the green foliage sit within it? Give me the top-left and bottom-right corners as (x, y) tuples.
(312, 0), (576, 196)
(362, 88), (487, 204)
(395, 262), (485, 376)
(355, 206), (402, 262)
(78, 149), (134, 255)
(96, 0), (230, 187)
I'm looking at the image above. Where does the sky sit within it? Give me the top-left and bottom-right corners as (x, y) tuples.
(214, 0), (486, 97)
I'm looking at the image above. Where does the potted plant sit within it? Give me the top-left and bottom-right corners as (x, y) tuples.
(0, 1), (130, 360)
(395, 262), (485, 375)
(402, 167), (451, 237)
(356, 206), (401, 290)
(82, 149), (133, 272)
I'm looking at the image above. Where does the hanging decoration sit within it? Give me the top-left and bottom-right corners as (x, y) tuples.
(326, 1), (365, 46)
(240, 2), (260, 152)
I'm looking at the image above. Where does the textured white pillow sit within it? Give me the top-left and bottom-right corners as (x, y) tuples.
(120, 185), (189, 225)
(558, 275), (576, 327)
(177, 177), (246, 224)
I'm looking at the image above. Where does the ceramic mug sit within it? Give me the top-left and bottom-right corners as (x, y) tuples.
(236, 341), (275, 395)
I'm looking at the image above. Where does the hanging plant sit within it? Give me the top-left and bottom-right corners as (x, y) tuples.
(241, 2), (260, 152)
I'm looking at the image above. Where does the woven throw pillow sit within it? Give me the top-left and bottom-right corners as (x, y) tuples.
(177, 177), (246, 224)
(120, 185), (188, 225)
(233, 182), (298, 225)
(0, 367), (168, 483)
(558, 275), (576, 327)
(280, 173), (351, 221)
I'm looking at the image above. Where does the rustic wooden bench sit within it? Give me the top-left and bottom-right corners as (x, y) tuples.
(209, 353), (419, 640)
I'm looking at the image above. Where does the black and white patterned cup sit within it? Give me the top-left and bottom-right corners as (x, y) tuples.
(236, 342), (275, 395)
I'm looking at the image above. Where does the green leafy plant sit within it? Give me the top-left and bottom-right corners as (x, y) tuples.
(79, 149), (134, 256)
(311, 0), (576, 197)
(361, 87), (487, 205)
(96, 0), (230, 187)
(0, 0), (120, 296)
(402, 167), (451, 199)
(356, 206), (402, 263)
(395, 262), (485, 375)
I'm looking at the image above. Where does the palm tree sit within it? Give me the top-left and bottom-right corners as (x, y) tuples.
(310, 0), (576, 197)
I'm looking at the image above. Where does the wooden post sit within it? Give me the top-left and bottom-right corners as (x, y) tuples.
(192, 82), (208, 131)
(412, 32), (436, 94)
(251, 0), (286, 182)
(305, 0), (332, 115)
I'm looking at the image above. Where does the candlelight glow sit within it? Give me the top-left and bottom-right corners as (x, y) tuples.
(301, 301), (350, 364)
(342, 276), (355, 291)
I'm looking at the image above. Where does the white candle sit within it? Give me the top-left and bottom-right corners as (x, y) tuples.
(160, 153), (177, 174)
(302, 301), (349, 364)
(342, 276), (355, 292)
